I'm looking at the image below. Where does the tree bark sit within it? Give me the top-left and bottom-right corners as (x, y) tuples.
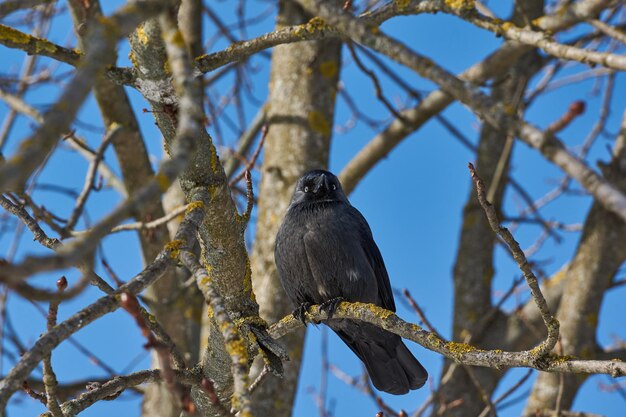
(523, 111), (626, 415)
(434, 1), (544, 414)
(128, 5), (262, 416)
(67, 4), (202, 416)
(249, 2), (342, 416)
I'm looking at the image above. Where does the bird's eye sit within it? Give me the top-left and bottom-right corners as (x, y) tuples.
(304, 186), (309, 193)
(332, 184), (337, 190)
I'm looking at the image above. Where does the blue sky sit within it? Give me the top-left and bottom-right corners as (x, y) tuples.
(1, 1), (625, 416)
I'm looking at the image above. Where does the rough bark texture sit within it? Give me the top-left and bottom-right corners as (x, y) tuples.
(67, 4), (202, 416)
(248, 2), (342, 416)
(128, 5), (261, 416)
(523, 113), (626, 415)
(141, 2), (205, 416)
(434, 1), (544, 415)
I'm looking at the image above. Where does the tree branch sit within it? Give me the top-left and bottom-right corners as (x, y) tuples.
(0, 199), (206, 409)
(297, 0), (626, 224)
(38, 369), (201, 417)
(269, 302), (626, 377)
(0, 1), (166, 192)
(0, 24), (81, 65)
(468, 163), (560, 356)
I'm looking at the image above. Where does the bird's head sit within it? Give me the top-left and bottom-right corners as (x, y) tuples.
(290, 169), (348, 206)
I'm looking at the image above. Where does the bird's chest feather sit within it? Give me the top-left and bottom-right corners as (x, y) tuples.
(276, 201), (381, 305)
(297, 206), (376, 302)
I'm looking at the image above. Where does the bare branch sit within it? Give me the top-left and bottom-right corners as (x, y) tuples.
(38, 369), (201, 417)
(0, 199), (206, 408)
(546, 101), (586, 134)
(477, 369), (533, 417)
(269, 302), (626, 377)
(0, 1), (166, 191)
(228, 124), (268, 187)
(298, 0), (626, 223)
(64, 125), (122, 233)
(179, 247), (252, 415)
(468, 162), (560, 356)
(41, 277), (67, 417)
(105, 204), (191, 234)
(589, 19), (626, 44)
(339, 0), (614, 194)
(241, 170), (254, 225)
(0, 24), (81, 65)
(223, 106), (266, 179)
(0, 0), (52, 18)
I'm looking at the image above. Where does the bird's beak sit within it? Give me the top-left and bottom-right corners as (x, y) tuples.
(314, 173), (330, 194)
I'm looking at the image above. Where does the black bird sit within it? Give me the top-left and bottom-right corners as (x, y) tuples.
(275, 169), (427, 395)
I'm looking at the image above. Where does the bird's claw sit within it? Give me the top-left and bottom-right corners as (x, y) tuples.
(320, 297), (345, 320)
(292, 302), (312, 324)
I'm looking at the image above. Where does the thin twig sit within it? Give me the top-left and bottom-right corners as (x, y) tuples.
(477, 370), (533, 417)
(468, 163), (559, 357)
(64, 125), (122, 233)
(347, 42), (408, 124)
(589, 19), (626, 44)
(42, 277), (66, 417)
(229, 124), (268, 187)
(23, 381), (47, 405)
(248, 366), (269, 394)
(200, 378), (235, 417)
(402, 289), (443, 340)
(463, 365), (496, 417)
(546, 101), (586, 134)
(412, 393), (434, 417)
(242, 170), (254, 225)
(223, 106), (266, 179)
(328, 364), (400, 417)
(95, 203), (190, 234)
(120, 292), (176, 390)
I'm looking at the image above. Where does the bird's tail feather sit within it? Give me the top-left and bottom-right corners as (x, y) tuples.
(331, 322), (427, 395)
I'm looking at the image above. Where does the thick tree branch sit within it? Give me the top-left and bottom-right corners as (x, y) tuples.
(179, 248), (252, 415)
(269, 302), (625, 377)
(378, 0), (626, 71)
(0, 24), (81, 65)
(296, 0), (626, 224)
(339, 0), (613, 194)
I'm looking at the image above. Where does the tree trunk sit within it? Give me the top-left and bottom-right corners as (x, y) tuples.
(249, 1), (342, 416)
(523, 112), (626, 415)
(434, 1), (544, 414)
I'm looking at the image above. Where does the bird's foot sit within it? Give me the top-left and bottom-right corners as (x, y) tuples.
(319, 297), (345, 320)
(292, 302), (312, 324)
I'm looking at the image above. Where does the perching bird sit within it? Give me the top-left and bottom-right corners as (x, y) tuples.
(275, 169), (427, 395)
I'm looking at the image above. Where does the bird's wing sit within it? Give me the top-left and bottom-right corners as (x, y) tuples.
(275, 220), (317, 306)
(347, 206), (396, 312)
(302, 227), (342, 304)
